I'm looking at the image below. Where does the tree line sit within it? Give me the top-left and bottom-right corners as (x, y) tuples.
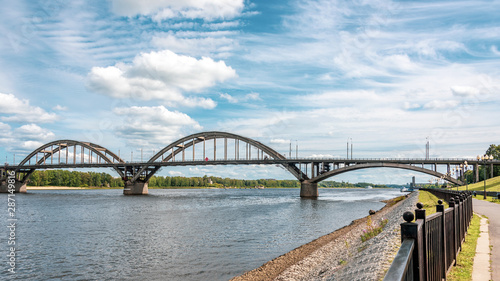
(463, 144), (500, 183)
(26, 170), (385, 189)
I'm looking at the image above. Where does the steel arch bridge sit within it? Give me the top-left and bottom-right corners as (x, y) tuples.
(1, 131), (497, 197)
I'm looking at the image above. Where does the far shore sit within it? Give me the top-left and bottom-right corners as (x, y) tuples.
(25, 186), (394, 190)
(27, 186), (88, 190)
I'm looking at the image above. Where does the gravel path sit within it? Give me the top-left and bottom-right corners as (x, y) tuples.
(232, 191), (419, 281)
(277, 191), (419, 281)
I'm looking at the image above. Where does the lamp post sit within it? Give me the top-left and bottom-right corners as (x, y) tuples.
(477, 155), (493, 199)
(462, 161), (469, 191)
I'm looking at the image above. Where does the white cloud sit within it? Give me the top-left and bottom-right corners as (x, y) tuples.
(14, 124), (55, 140)
(53, 105), (68, 111)
(219, 93), (238, 103)
(151, 33), (237, 57)
(310, 154), (334, 158)
(423, 100), (460, 110)
(113, 105), (202, 147)
(86, 50), (236, 108)
(0, 123), (55, 154)
(110, 0), (245, 21)
(492, 45), (500, 56)
(168, 171), (184, 176)
(219, 92), (261, 104)
(450, 86), (480, 97)
(270, 139), (289, 144)
(403, 102), (421, 110)
(0, 93), (58, 123)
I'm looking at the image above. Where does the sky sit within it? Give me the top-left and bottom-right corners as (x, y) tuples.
(1, 0), (499, 184)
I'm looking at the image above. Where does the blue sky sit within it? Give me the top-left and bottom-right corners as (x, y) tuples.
(1, 0), (499, 184)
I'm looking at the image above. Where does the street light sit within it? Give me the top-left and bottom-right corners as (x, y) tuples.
(477, 155), (493, 199)
(440, 170), (451, 189)
(453, 165), (460, 191)
(462, 161), (469, 191)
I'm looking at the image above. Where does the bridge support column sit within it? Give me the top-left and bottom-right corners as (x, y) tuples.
(300, 181), (318, 198)
(0, 180), (27, 193)
(123, 181), (148, 195)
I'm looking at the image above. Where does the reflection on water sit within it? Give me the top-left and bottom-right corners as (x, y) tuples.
(2, 188), (403, 280)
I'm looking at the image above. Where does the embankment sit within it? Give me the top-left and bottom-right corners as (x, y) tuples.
(232, 191), (419, 281)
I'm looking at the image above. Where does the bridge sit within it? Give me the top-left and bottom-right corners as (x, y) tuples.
(1, 131), (499, 197)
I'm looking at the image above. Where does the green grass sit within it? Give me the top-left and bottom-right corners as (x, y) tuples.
(453, 176), (500, 192)
(472, 195), (500, 204)
(418, 191), (449, 215)
(447, 213), (482, 281)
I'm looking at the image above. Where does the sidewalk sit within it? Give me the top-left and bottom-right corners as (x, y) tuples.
(472, 215), (490, 281)
(473, 198), (500, 280)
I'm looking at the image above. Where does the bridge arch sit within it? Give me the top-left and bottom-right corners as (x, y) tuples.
(16, 140), (126, 182)
(311, 162), (462, 185)
(131, 131), (307, 182)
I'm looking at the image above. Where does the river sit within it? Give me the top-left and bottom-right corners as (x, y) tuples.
(1, 188), (404, 280)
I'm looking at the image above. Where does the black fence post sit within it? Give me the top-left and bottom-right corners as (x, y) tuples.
(415, 203), (427, 281)
(436, 199), (446, 280)
(450, 197), (458, 261)
(401, 211), (424, 281)
(459, 195), (465, 244)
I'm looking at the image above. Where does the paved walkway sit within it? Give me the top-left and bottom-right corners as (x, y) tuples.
(472, 215), (491, 281)
(473, 199), (500, 281)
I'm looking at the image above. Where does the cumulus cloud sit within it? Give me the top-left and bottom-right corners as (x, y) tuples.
(113, 105), (202, 147)
(0, 93), (58, 123)
(0, 123), (55, 154)
(86, 50), (236, 108)
(15, 124), (55, 140)
(110, 0), (245, 21)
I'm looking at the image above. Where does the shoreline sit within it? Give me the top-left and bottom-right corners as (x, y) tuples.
(231, 192), (417, 281)
(25, 186), (394, 190)
(27, 186), (88, 190)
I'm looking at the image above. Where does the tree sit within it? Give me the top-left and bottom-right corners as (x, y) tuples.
(485, 144), (500, 177)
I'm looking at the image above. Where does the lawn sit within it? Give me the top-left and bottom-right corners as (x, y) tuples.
(418, 190), (449, 215)
(453, 176), (500, 192)
(447, 213), (482, 281)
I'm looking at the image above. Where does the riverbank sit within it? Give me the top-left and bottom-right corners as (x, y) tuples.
(27, 186), (87, 190)
(231, 191), (418, 281)
(25, 186), (393, 190)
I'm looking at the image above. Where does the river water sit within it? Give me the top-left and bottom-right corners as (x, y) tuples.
(1, 188), (404, 280)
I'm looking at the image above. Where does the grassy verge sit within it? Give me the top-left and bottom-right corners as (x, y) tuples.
(452, 176), (500, 192)
(447, 213), (482, 281)
(418, 190), (449, 215)
(472, 194), (500, 204)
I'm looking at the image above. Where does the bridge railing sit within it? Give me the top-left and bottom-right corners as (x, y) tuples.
(384, 189), (473, 281)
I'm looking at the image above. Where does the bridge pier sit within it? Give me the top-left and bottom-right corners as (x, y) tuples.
(123, 181), (148, 195)
(300, 181), (318, 198)
(0, 180), (27, 193)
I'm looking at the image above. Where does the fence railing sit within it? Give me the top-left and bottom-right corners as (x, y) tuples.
(384, 189), (473, 281)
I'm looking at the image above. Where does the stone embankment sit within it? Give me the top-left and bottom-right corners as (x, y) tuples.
(232, 191), (419, 281)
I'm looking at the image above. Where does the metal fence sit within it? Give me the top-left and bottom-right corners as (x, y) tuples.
(384, 189), (473, 281)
